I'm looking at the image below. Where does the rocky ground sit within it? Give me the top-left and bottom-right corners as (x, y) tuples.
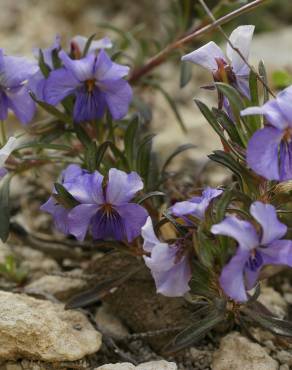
(1, 1), (292, 369)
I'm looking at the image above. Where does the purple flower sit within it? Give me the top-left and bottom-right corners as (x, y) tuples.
(0, 137), (19, 179)
(41, 167), (148, 242)
(241, 86), (292, 181)
(0, 49), (38, 124)
(40, 164), (88, 235)
(182, 25), (254, 97)
(44, 49), (132, 122)
(171, 187), (223, 221)
(142, 217), (191, 297)
(211, 201), (292, 302)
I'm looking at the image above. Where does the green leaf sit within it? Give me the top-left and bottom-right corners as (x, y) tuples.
(51, 48), (62, 69)
(82, 33), (96, 57)
(96, 141), (111, 170)
(258, 60), (269, 103)
(54, 183), (79, 209)
(31, 94), (72, 125)
(74, 124), (92, 147)
(195, 99), (225, 139)
(0, 176), (11, 242)
(124, 115), (140, 169)
(162, 143), (196, 173)
(180, 62), (192, 88)
(243, 307), (292, 338)
(84, 142), (98, 172)
(212, 108), (243, 147)
(38, 49), (51, 78)
(215, 82), (244, 113)
(136, 134), (155, 184)
(163, 307), (225, 353)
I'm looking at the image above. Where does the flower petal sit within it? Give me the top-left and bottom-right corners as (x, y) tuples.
(94, 49), (130, 80)
(226, 25), (254, 75)
(220, 247), (250, 302)
(106, 169), (143, 205)
(73, 87), (106, 122)
(250, 201), (287, 245)
(247, 126), (283, 180)
(40, 197), (71, 235)
(67, 204), (98, 241)
(61, 164), (86, 183)
(103, 78), (133, 120)
(0, 137), (18, 166)
(245, 268), (261, 291)
(44, 68), (79, 105)
(211, 216), (258, 250)
(141, 216), (161, 253)
(6, 85), (36, 124)
(241, 100), (288, 130)
(151, 256), (191, 297)
(275, 86), (292, 126)
(59, 50), (96, 81)
(279, 140), (292, 181)
(262, 239), (292, 267)
(0, 51), (39, 88)
(181, 41), (225, 71)
(115, 203), (148, 242)
(0, 168), (7, 179)
(0, 90), (8, 120)
(69, 171), (104, 205)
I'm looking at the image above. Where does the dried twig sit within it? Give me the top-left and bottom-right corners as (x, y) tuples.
(129, 0), (269, 83)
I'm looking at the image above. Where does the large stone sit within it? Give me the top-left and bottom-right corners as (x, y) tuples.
(0, 291), (101, 362)
(212, 332), (278, 370)
(258, 286), (287, 319)
(96, 361), (177, 370)
(25, 274), (87, 301)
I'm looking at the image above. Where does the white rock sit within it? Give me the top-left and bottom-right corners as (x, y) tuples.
(96, 361), (177, 370)
(0, 291), (101, 361)
(95, 304), (129, 339)
(212, 332), (278, 370)
(136, 361), (177, 370)
(25, 274), (87, 301)
(258, 286), (287, 319)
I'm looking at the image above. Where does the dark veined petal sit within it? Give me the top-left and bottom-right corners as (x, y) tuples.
(247, 126), (283, 181)
(0, 90), (9, 121)
(250, 201), (287, 245)
(44, 67), (79, 106)
(279, 140), (292, 181)
(73, 86), (106, 122)
(106, 168), (144, 205)
(91, 207), (125, 241)
(211, 216), (259, 251)
(115, 203), (148, 242)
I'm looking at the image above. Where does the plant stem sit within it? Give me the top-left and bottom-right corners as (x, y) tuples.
(129, 0), (269, 84)
(0, 120), (6, 146)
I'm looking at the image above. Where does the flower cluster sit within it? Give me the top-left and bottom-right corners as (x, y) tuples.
(41, 165), (148, 243)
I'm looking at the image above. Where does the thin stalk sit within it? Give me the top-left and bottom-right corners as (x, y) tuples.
(0, 120), (6, 146)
